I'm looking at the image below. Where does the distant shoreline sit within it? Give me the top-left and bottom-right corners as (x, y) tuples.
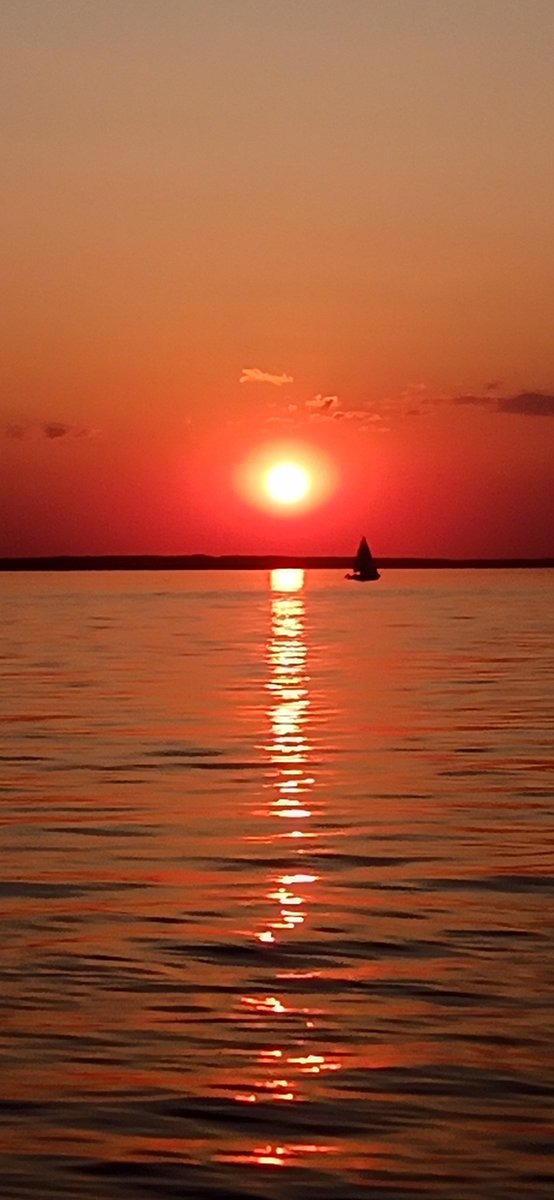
(1, 555), (553, 572)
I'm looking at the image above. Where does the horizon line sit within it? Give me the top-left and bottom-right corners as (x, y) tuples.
(1, 554), (553, 572)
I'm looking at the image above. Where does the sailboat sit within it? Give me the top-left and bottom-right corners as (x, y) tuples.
(346, 536), (380, 582)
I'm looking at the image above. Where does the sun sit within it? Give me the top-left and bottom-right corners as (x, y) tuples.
(263, 460), (311, 506)
(234, 442), (337, 514)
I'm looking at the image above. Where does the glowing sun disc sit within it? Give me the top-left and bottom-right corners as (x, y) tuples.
(264, 461), (310, 505)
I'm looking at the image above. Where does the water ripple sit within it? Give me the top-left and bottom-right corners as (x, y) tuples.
(0, 570), (553, 1199)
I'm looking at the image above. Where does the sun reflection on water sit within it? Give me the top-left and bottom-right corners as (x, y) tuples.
(258, 568), (316, 941)
(232, 567), (343, 1161)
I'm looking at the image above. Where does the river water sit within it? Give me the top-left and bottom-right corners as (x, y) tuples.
(0, 568), (553, 1199)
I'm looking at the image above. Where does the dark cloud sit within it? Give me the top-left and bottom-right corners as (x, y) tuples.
(498, 392), (554, 417)
(43, 422), (70, 439)
(449, 390), (554, 417)
(3, 421), (99, 441)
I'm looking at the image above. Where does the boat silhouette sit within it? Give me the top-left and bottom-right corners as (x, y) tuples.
(346, 536), (380, 582)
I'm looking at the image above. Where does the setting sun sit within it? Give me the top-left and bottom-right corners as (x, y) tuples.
(263, 461), (311, 506)
(234, 442), (337, 517)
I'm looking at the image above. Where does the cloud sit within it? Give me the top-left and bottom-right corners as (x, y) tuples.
(402, 383), (428, 397)
(43, 422), (72, 439)
(306, 394), (339, 412)
(449, 390), (554, 416)
(3, 421), (99, 441)
(453, 394), (492, 407)
(498, 392), (554, 417)
(304, 394), (387, 428)
(337, 408), (377, 421)
(41, 422), (99, 440)
(239, 367), (293, 387)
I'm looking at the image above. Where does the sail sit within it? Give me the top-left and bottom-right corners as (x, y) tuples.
(353, 536), (380, 581)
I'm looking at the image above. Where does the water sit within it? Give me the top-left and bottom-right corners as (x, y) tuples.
(0, 568), (553, 1200)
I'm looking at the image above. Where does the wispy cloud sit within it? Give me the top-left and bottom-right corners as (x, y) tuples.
(498, 392), (554, 417)
(333, 408), (374, 421)
(239, 367), (293, 387)
(335, 410), (387, 431)
(306, 394), (339, 412)
(254, 373), (554, 434)
(296, 392), (392, 431)
(3, 422), (99, 441)
(453, 394), (492, 407)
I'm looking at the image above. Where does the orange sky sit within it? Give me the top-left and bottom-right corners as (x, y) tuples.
(1, 0), (553, 557)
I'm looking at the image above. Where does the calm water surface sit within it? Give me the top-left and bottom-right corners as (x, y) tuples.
(0, 569), (553, 1199)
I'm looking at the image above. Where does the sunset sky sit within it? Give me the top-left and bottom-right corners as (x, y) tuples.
(2, 0), (553, 557)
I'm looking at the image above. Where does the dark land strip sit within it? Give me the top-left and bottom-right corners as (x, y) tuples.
(1, 556), (553, 572)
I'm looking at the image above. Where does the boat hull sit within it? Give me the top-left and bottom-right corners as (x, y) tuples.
(345, 572), (380, 582)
